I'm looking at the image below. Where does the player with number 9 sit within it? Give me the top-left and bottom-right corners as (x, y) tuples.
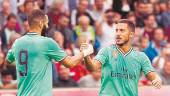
(6, 9), (93, 96)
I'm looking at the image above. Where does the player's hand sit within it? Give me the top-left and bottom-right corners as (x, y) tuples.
(151, 75), (162, 89)
(80, 43), (94, 57)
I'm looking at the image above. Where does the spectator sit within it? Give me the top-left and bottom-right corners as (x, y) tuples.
(0, 13), (18, 53)
(145, 3), (154, 15)
(78, 70), (101, 88)
(135, 1), (148, 27)
(73, 35), (87, 55)
(143, 27), (165, 62)
(127, 12), (136, 25)
(71, 0), (94, 27)
(143, 14), (157, 41)
(55, 14), (74, 49)
(163, 1), (170, 42)
(73, 15), (96, 45)
(91, 0), (107, 22)
(159, 60), (170, 85)
(153, 43), (170, 71)
(132, 27), (143, 47)
(53, 64), (78, 87)
(36, 0), (45, 10)
(0, 0), (12, 29)
(47, 0), (68, 29)
(96, 9), (116, 48)
(22, 19), (29, 33)
(160, 0), (170, 28)
(159, 2), (167, 13)
(18, 0), (34, 22)
(112, 12), (122, 23)
(53, 31), (64, 48)
(139, 36), (150, 51)
(17, 0), (25, 15)
(0, 69), (17, 89)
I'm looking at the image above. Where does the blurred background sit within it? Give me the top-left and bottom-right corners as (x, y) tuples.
(0, 0), (170, 95)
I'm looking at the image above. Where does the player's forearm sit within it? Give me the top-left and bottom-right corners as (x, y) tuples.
(62, 52), (84, 68)
(146, 71), (162, 88)
(84, 56), (98, 72)
(146, 71), (157, 81)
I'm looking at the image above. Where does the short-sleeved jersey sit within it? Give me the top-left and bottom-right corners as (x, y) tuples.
(6, 32), (67, 96)
(95, 45), (154, 96)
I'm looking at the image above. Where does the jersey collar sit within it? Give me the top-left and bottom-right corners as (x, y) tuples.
(26, 32), (38, 35)
(115, 45), (133, 57)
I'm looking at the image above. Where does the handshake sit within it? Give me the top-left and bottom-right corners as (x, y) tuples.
(80, 43), (94, 57)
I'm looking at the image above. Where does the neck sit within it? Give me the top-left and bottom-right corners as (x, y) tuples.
(29, 28), (41, 35)
(117, 42), (132, 54)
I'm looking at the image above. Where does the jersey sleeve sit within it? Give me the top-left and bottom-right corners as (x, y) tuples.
(141, 52), (155, 75)
(6, 49), (15, 63)
(46, 39), (67, 61)
(94, 47), (108, 65)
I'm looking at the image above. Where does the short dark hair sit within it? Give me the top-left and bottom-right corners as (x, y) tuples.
(117, 19), (135, 33)
(7, 13), (17, 21)
(28, 9), (46, 28)
(24, 0), (33, 7)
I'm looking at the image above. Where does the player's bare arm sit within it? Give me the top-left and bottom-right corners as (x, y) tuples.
(146, 71), (162, 89)
(84, 56), (101, 72)
(61, 52), (84, 68)
(80, 43), (101, 71)
(61, 42), (94, 68)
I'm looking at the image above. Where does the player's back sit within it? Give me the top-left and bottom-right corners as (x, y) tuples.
(12, 33), (54, 96)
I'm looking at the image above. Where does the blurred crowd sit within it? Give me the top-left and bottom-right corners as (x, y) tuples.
(0, 0), (170, 89)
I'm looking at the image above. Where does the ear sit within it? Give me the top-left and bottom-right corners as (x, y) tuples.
(44, 15), (49, 28)
(39, 21), (43, 29)
(130, 32), (134, 38)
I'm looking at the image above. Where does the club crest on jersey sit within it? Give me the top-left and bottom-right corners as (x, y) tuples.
(112, 50), (118, 60)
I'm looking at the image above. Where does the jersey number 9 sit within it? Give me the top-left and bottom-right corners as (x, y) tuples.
(19, 50), (28, 76)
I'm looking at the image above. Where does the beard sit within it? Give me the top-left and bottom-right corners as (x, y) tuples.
(116, 38), (129, 46)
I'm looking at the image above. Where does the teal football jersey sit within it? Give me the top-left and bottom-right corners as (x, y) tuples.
(6, 32), (67, 96)
(95, 45), (154, 96)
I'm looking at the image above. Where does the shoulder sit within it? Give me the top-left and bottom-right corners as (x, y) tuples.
(40, 37), (55, 43)
(133, 50), (149, 60)
(98, 47), (108, 54)
(133, 50), (146, 56)
(100, 44), (115, 51)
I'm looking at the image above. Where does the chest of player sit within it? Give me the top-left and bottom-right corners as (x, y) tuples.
(102, 50), (142, 80)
